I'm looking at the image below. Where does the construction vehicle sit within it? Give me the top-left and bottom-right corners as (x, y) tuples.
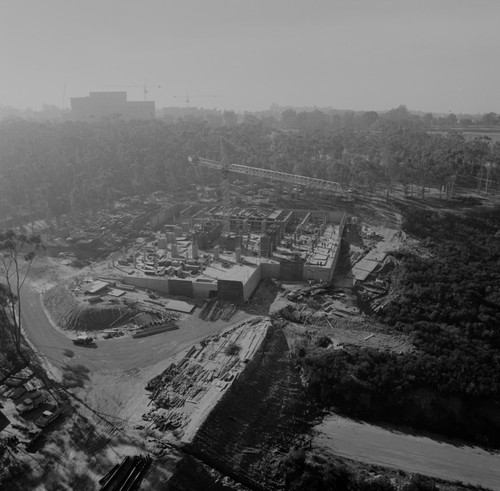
(17, 392), (47, 414)
(73, 336), (95, 346)
(36, 404), (63, 428)
(146, 289), (158, 299)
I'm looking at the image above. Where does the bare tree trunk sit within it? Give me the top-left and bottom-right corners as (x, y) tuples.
(477, 166), (484, 192)
(484, 166), (492, 194)
(447, 175), (457, 199)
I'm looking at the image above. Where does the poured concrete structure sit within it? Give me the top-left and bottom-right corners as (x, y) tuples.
(112, 206), (347, 304)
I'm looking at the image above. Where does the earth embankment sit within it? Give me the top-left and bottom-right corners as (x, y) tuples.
(43, 283), (134, 331)
(169, 324), (309, 490)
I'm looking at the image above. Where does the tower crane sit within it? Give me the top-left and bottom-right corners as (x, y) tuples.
(188, 155), (349, 198)
(189, 151), (351, 246)
(104, 80), (161, 101)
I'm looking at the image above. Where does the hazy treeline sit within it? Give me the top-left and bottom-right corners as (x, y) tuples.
(0, 113), (499, 222)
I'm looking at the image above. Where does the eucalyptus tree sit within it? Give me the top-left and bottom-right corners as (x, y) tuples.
(0, 230), (44, 355)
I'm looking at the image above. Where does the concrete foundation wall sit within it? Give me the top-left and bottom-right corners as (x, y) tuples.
(193, 280), (218, 298)
(302, 214), (346, 282)
(217, 280), (244, 304)
(338, 212), (348, 235)
(169, 279), (194, 297)
(119, 212), (348, 300)
(122, 276), (170, 294)
(303, 264), (332, 282)
(121, 275), (219, 299)
(261, 261), (281, 279)
(243, 265), (262, 301)
(280, 259), (304, 281)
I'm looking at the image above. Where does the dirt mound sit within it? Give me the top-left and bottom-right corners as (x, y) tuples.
(180, 324), (310, 490)
(43, 283), (135, 331)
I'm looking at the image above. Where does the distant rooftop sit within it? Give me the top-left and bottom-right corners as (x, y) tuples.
(70, 91), (155, 122)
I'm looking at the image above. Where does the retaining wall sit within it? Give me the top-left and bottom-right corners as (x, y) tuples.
(242, 266), (262, 301)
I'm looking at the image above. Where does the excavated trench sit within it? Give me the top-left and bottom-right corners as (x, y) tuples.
(167, 324), (310, 491)
(43, 283), (135, 331)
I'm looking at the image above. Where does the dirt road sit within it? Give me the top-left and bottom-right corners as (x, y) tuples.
(20, 283), (243, 422)
(314, 415), (500, 491)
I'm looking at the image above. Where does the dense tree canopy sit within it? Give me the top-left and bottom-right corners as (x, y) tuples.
(295, 206), (500, 447)
(1, 117), (499, 224)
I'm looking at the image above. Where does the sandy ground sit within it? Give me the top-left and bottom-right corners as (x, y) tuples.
(5, 253), (258, 489)
(314, 415), (500, 491)
(4, 206), (421, 489)
(285, 319), (413, 355)
(22, 255), (249, 416)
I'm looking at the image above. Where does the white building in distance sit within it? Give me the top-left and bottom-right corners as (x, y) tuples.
(70, 92), (155, 121)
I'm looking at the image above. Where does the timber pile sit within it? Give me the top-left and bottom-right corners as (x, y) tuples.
(99, 455), (152, 491)
(132, 322), (178, 338)
(142, 317), (270, 440)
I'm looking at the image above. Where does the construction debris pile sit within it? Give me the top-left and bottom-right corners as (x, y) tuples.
(42, 195), (183, 259)
(348, 229), (407, 313)
(198, 299), (238, 322)
(277, 282), (361, 327)
(142, 317), (271, 443)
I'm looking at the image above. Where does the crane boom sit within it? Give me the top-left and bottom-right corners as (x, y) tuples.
(188, 156), (348, 196)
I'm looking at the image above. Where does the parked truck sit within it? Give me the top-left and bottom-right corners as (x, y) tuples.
(73, 336), (95, 346)
(36, 404), (63, 428)
(17, 392), (47, 414)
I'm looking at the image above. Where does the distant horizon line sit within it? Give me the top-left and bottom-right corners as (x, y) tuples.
(0, 101), (497, 118)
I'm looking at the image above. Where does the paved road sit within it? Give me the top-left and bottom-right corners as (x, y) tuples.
(314, 415), (500, 491)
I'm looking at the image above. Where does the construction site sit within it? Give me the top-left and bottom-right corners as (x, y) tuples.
(100, 204), (347, 303)
(4, 147), (490, 491)
(34, 150), (351, 340)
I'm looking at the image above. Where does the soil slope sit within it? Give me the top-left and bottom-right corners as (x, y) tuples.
(43, 283), (134, 331)
(170, 324), (309, 490)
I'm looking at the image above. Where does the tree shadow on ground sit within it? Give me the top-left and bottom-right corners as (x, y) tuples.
(63, 349), (75, 358)
(61, 364), (90, 389)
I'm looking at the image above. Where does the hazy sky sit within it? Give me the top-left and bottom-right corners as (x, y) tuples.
(1, 0), (499, 114)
